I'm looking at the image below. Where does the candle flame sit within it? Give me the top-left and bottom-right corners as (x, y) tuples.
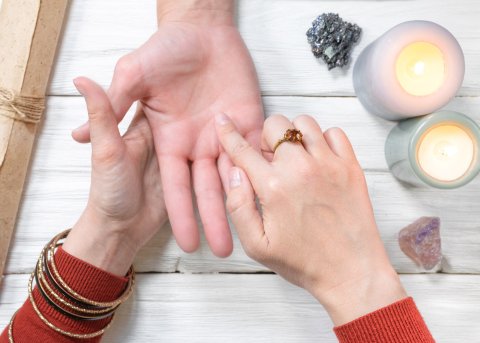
(397, 42), (445, 96)
(413, 61), (425, 75)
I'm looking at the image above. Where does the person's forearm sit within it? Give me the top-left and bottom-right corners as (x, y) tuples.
(62, 206), (137, 277)
(157, 0), (235, 25)
(312, 261), (408, 327)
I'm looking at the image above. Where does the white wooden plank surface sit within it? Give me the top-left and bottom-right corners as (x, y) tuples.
(2, 0), (480, 341)
(4, 96), (480, 274)
(43, 0), (480, 97)
(1, 274), (479, 342)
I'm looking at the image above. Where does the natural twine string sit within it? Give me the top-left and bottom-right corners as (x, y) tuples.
(0, 88), (45, 124)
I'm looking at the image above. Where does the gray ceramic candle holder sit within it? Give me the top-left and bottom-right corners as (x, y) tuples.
(385, 110), (480, 189)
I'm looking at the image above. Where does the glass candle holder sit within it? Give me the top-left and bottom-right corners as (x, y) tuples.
(353, 21), (465, 121)
(385, 110), (480, 189)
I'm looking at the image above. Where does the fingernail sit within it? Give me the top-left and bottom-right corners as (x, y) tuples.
(215, 112), (231, 125)
(73, 78), (87, 99)
(73, 122), (87, 132)
(229, 167), (242, 189)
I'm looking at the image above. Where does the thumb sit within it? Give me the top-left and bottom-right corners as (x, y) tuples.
(226, 166), (267, 260)
(72, 55), (143, 143)
(72, 77), (122, 149)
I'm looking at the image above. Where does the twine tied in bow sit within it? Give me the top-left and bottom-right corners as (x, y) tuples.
(0, 88), (45, 124)
(0, 88), (45, 166)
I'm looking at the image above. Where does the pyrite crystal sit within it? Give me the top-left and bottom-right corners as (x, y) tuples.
(306, 13), (362, 70)
(398, 217), (442, 270)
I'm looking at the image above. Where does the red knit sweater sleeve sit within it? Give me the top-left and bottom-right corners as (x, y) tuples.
(1, 250), (434, 343)
(0, 247), (128, 343)
(334, 297), (435, 343)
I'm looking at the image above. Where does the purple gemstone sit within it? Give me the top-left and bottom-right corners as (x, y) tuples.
(398, 217), (442, 270)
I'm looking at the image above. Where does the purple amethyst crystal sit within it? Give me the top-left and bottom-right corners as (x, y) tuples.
(398, 217), (442, 270)
(306, 13), (362, 70)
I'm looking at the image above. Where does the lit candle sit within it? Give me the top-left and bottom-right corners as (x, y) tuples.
(385, 111), (480, 189)
(353, 21), (465, 120)
(418, 125), (473, 181)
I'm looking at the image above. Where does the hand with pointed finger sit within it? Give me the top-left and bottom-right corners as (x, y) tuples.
(71, 0), (263, 258)
(62, 77), (167, 277)
(215, 112), (408, 326)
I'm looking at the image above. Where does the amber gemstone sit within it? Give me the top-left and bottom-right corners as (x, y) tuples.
(285, 131), (293, 139)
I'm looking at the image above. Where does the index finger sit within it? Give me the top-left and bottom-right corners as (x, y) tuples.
(215, 112), (271, 186)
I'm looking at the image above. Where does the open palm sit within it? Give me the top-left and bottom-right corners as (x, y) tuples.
(73, 16), (264, 257)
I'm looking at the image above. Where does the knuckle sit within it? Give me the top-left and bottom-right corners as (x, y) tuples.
(292, 114), (312, 126)
(326, 162), (355, 185)
(93, 144), (122, 165)
(296, 114), (312, 120)
(231, 140), (253, 159)
(265, 176), (282, 193)
(264, 114), (290, 131)
(293, 158), (317, 183)
(326, 162), (345, 180)
(86, 99), (112, 121)
(226, 192), (248, 216)
(326, 126), (344, 134)
(114, 55), (141, 84)
(263, 176), (291, 204)
(87, 106), (110, 122)
(222, 125), (239, 137)
(87, 109), (101, 121)
(349, 164), (367, 185)
(115, 55), (134, 73)
(324, 127), (346, 142)
(265, 114), (287, 124)
(297, 170), (317, 185)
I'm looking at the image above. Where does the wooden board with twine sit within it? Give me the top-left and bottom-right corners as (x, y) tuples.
(0, 0), (68, 280)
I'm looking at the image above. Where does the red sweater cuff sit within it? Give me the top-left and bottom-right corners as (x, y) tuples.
(1, 247), (129, 343)
(334, 297), (435, 343)
(50, 247), (128, 302)
(31, 246), (129, 335)
(9, 246), (129, 341)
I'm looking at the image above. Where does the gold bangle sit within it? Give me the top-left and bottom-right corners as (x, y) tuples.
(28, 272), (115, 339)
(37, 244), (117, 314)
(36, 260), (119, 321)
(9, 229), (134, 339)
(8, 310), (18, 343)
(48, 229), (135, 308)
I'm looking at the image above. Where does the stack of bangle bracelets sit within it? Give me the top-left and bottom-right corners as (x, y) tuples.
(8, 229), (135, 342)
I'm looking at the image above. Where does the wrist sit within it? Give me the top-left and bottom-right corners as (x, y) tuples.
(62, 207), (138, 277)
(313, 265), (408, 327)
(157, 0), (235, 25)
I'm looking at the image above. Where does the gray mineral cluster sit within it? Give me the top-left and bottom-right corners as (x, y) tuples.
(306, 13), (362, 70)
